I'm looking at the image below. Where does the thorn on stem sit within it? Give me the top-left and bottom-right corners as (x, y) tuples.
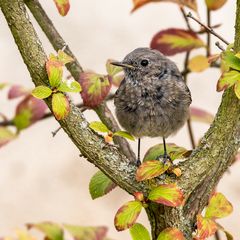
(52, 126), (62, 137)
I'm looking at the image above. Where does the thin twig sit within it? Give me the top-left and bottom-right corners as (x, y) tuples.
(180, 6), (192, 30)
(215, 41), (225, 51)
(187, 12), (230, 45)
(206, 9), (211, 56)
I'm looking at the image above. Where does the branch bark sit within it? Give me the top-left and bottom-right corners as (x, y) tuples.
(1, 0), (240, 239)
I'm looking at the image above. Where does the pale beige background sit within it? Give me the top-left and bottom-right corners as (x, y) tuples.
(0, 1), (238, 239)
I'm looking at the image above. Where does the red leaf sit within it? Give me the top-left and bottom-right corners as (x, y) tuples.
(151, 28), (204, 56)
(53, 0), (70, 16)
(79, 72), (112, 108)
(8, 85), (29, 99)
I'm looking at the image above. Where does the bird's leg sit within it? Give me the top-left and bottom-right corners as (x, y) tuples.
(136, 138), (141, 166)
(157, 137), (172, 164)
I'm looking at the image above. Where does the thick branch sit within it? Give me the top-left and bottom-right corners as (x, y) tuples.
(24, 0), (136, 161)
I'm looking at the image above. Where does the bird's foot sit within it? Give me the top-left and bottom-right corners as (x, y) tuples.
(157, 154), (173, 165)
(129, 159), (141, 167)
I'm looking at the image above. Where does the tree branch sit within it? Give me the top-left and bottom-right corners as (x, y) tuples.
(24, 0), (136, 161)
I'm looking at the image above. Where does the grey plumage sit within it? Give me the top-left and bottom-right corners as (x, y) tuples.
(112, 48), (191, 163)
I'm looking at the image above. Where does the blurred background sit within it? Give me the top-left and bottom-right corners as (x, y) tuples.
(0, 1), (238, 239)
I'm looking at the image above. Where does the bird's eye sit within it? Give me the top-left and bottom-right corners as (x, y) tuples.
(140, 59), (149, 67)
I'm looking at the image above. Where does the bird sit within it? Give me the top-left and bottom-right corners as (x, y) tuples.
(111, 48), (192, 166)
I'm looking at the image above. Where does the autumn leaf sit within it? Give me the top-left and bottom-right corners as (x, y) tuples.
(195, 214), (217, 239)
(205, 0), (227, 11)
(52, 93), (70, 120)
(188, 55), (210, 72)
(0, 127), (16, 148)
(130, 223), (151, 240)
(133, 192), (145, 202)
(136, 160), (170, 181)
(205, 192), (233, 219)
(148, 184), (184, 207)
(89, 171), (117, 199)
(217, 70), (240, 92)
(190, 107), (214, 124)
(46, 60), (63, 88)
(64, 224), (108, 240)
(8, 85), (29, 99)
(53, 0), (70, 16)
(157, 227), (185, 240)
(79, 72), (112, 108)
(27, 222), (63, 240)
(32, 86), (52, 99)
(131, 0), (198, 13)
(150, 28), (204, 56)
(114, 200), (143, 231)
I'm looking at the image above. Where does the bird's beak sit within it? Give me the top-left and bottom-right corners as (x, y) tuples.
(111, 61), (135, 69)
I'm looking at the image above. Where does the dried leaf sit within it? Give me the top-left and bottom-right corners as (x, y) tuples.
(32, 86), (52, 99)
(79, 72), (112, 108)
(8, 85), (29, 99)
(53, 0), (70, 16)
(113, 131), (135, 141)
(52, 93), (70, 120)
(170, 167), (182, 177)
(217, 70), (240, 91)
(205, 0), (227, 11)
(131, 0), (198, 12)
(188, 55), (210, 72)
(157, 227), (185, 240)
(151, 28), (204, 56)
(190, 107), (214, 124)
(148, 184), (184, 207)
(136, 160), (170, 181)
(0, 127), (16, 148)
(130, 223), (151, 240)
(89, 171), (117, 199)
(89, 121), (109, 133)
(114, 200), (143, 231)
(205, 192), (233, 219)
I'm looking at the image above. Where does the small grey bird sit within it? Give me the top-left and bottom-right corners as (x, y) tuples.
(111, 48), (191, 166)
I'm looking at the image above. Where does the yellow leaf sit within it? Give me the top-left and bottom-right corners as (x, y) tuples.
(188, 55), (210, 72)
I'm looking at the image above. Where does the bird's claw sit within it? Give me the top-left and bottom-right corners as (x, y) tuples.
(157, 154), (173, 165)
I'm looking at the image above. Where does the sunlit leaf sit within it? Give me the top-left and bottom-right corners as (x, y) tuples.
(234, 80), (240, 99)
(205, 192), (233, 219)
(129, 223), (151, 240)
(27, 222), (63, 240)
(64, 224), (108, 240)
(136, 160), (170, 181)
(151, 28), (204, 56)
(89, 171), (117, 200)
(114, 200), (143, 231)
(0, 127), (16, 148)
(148, 184), (184, 207)
(46, 60), (63, 88)
(195, 214), (217, 239)
(57, 80), (82, 93)
(79, 72), (112, 108)
(89, 121), (109, 133)
(113, 131), (135, 141)
(52, 93), (70, 120)
(222, 51), (240, 71)
(131, 0), (198, 13)
(57, 50), (74, 64)
(157, 227), (184, 240)
(205, 0), (227, 11)
(190, 107), (214, 124)
(143, 143), (189, 162)
(8, 85), (29, 99)
(188, 55), (210, 72)
(53, 0), (70, 16)
(217, 70), (240, 91)
(32, 86), (52, 99)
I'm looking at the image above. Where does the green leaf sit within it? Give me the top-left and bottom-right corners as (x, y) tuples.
(136, 160), (170, 181)
(57, 80), (82, 93)
(222, 51), (240, 71)
(217, 70), (240, 91)
(89, 171), (117, 199)
(205, 0), (227, 11)
(52, 93), (70, 120)
(0, 127), (16, 148)
(57, 50), (74, 64)
(64, 224), (108, 240)
(205, 192), (233, 219)
(143, 143), (189, 162)
(106, 59), (123, 76)
(234, 80), (240, 99)
(53, 0), (70, 16)
(0, 82), (8, 90)
(151, 28), (204, 56)
(89, 121), (109, 133)
(32, 86), (52, 99)
(27, 222), (63, 240)
(113, 131), (135, 141)
(13, 109), (32, 130)
(148, 184), (184, 207)
(46, 60), (63, 88)
(195, 214), (217, 239)
(129, 223), (151, 240)
(157, 227), (184, 240)
(114, 200), (142, 231)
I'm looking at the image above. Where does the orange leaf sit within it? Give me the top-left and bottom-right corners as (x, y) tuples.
(157, 227), (185, 240)
(188, 55), (210, 72)
(205, 0), (227, 11)
(53, 0), (70, 16)
(131, 0), (198, 13)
